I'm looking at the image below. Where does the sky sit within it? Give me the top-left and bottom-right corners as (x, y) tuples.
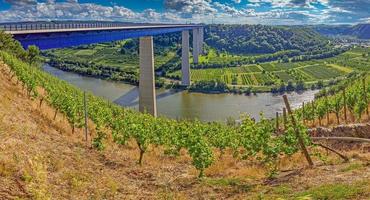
(0, 0), (369, 25)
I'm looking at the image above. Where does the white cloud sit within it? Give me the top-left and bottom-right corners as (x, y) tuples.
(1, 1), (141, 22)
(246, 0), (323, 8)
(4, 0), (37, 6)
(214, 2), (251, 17)
(164, 0), (217, 17)
(360, 17), (370, 23)
(0, 0), (367, 25)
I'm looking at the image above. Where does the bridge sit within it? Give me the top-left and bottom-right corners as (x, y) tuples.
(3, 22), (204, 117)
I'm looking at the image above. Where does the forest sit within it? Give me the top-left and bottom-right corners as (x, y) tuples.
(204, 24), (330, 54)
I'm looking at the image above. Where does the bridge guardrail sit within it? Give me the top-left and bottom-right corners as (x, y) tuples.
(0, 23), (138, 32)
(0, 23), (194, 32)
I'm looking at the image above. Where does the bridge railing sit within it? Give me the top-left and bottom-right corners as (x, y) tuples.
(0, 23), (145, 32)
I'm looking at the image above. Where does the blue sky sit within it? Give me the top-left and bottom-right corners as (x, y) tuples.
(0, 0), (369, 24)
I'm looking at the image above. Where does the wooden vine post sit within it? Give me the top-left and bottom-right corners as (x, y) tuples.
(53, 109), (58, 120)
(302, 102), (305, 125)
(325, 93), (330, 125)
(83, 91), (88, 142)
(343, 88), (347, 123)
(363, 78), (369, 118)
(283, 95), (314, 167)
(283, 107), (287, 130)
(276, 112), (279, 131)
(312, 101), (316, 127)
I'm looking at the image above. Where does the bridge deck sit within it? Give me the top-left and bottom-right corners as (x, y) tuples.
(5, 24), (201, 35)
(5, 23), (202, 50)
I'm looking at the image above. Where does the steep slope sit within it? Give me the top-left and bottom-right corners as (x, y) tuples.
(1, 61), (370, 199)
(0, 62), (199, 199)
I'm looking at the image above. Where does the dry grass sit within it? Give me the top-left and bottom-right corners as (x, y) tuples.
(0, 62), (369, 199)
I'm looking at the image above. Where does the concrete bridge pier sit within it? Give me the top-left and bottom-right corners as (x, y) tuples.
(138, 28), (202, 116)
(199, 27), (204, 54)
(193, 27), (204, 63)
(139, 36), (157, 117)
(193, 28), (199, 64)
(182, 30), (191, 86)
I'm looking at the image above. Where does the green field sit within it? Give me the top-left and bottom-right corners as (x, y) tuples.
(275, 71), (294, 82)
(169, 63), (350, 85)
(45, 40), (178, 72)
(300, 64), (346, 80)
(168, 48), (370, 88)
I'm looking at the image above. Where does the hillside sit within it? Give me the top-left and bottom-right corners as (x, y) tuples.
(348, 24), (370, 39)
(168, 47), (369, 93)
(314, 24), (370, 39)
(1, 58), (370, 199)
(205, 24), (329, 54)
(312, 25), (351, 36)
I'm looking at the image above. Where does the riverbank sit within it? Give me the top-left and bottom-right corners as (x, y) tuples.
(47, 59), (324, 96)
(43, 64), (319, 122)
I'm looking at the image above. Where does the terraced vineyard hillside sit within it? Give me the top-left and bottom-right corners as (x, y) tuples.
(168, 48), (370, 91)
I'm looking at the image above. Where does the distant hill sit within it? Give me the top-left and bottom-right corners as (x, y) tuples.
(348, 24), (370, 39)
(205, 24), (329, 54)
(312, 25), (351, 36)
(313, 24), (370, 39)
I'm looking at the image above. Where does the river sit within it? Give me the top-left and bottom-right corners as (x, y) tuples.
(43, 64), (318, 122)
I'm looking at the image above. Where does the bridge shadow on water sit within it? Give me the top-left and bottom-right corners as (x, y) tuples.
(113, 87), (183, 107)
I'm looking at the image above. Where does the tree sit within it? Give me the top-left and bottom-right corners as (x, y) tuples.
(0, 30), (27, 60)
(26, 45), (40, 65)
(286, 80), (295, 91)
(316, 80), (324, 89)
(295, 80), (305, 91)
(282, 55), (289, 63)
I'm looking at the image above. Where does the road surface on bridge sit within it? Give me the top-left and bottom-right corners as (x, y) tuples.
(5, 24), (202, 35)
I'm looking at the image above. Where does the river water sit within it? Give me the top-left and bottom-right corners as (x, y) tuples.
(43, 64), (318, 122)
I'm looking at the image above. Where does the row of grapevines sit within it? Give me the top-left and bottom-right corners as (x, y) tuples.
(1, 51), (309, 177)
(295, 73), (369, 124)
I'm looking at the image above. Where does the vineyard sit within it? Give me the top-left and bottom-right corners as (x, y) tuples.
(1, 51), (307, 177)
(294, 75), (370, 127)
(2, 45), (370, 173)
(45, 38), (178, 71)
(300, 64), (346, 80)
(1, 52), (370, 198)
(168, 48), (370, 90)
